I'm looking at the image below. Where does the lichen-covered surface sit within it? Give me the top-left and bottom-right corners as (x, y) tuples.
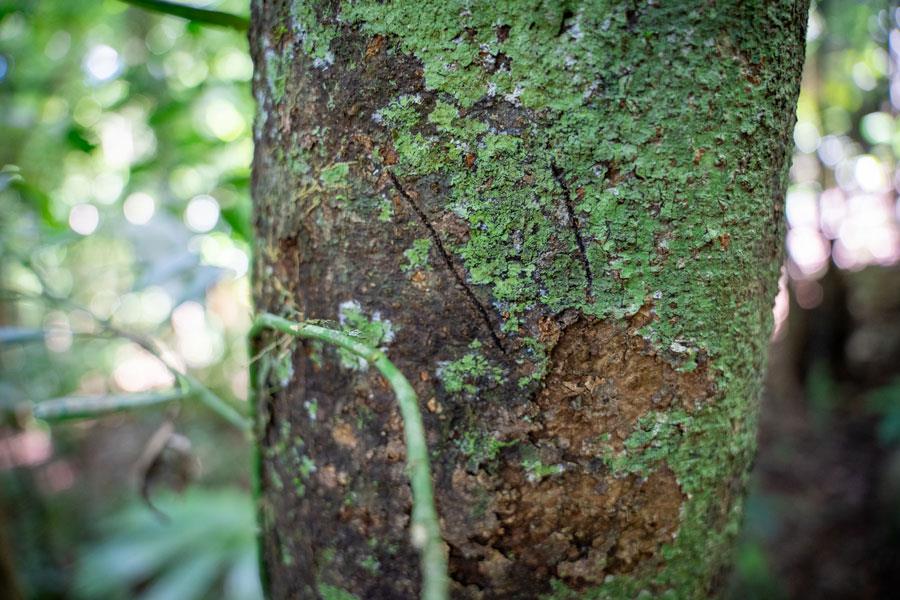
(249, 1), (808, 597)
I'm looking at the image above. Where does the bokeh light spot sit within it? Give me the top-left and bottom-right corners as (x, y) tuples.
(68, 203), (99, 235)
(123, 192), (155, 225)
(84, 44), (121, 82)
(185, 194), (220, 233)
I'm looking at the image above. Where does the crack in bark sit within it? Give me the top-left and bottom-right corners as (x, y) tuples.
(388, 171), (506, 353)
(551, 162), (595, 301)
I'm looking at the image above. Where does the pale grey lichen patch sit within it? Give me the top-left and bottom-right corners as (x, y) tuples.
(289, 0), (336, 68)
(336, 301), (395, 370)
(305, 398), (318, 422)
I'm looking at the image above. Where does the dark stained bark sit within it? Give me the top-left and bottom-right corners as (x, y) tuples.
(249, 1), (809, 598)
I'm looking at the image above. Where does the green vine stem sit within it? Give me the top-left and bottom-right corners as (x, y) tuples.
(0, 317), (251, 432)
(250, 312), (449, 600)
(176, 372), (252, 432)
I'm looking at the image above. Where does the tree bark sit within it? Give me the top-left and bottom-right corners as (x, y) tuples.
(249, 1), (808, 598)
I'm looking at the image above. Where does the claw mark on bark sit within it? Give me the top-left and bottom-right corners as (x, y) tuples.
(388, 171), (506, 353)
(551, 163), (594, 301)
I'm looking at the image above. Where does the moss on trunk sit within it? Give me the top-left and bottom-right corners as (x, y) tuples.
(249, 1), (809, 597)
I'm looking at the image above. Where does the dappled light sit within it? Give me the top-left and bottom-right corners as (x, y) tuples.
(1, 1), (256, 598)
(780, 5), (900, 320)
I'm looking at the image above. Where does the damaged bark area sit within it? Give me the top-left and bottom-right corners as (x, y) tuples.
(443, 315), (715, 596)
(533, 316), (714, 454)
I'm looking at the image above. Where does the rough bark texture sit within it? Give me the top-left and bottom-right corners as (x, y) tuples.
(249, 1), (808, 598)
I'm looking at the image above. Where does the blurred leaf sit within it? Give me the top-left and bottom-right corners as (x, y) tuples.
(10, 180), (66, 230)
(220, 203), (251, 242)
(65, 126), (98, 154)
(727, 542), (787, 600)
(223, 550), (262, 600)
(138, 551), (224, 600)
(119, 0), (249, 31)
(75, 488), (262, 600)
(806, 360), (839, 428)
(879, 411), (900, 445)
(0, 164), (23, 191)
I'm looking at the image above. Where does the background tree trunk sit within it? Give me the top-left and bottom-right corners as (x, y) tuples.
(249, 1), (808, 597)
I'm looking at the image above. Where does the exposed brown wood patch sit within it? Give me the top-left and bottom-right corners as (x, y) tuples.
(536, 317), (715, 454)
(443, 316), (717, 596)
(494, 465), (683, 588)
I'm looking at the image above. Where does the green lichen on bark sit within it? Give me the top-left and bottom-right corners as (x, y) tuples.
(336, 301), (395, 370)
(253, 0), (808, 597)
(320, 162), (352, 187)
(330, 2), (805, 594)
(318, 583), (361, 600)
(457, 430), (516, 471)
(437, 340), (505, 395)
(342, 0), (800, 354)
(289, 0), (337, 65)
(402, 238), (433, 272)
(341, 0), (804, 584)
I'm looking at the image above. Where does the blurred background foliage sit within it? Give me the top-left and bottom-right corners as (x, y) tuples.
(0, 0), (899, 599)
(0, 0), (258, 598)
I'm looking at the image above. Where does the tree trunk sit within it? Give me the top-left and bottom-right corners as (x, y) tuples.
(249, 1), (808, 598)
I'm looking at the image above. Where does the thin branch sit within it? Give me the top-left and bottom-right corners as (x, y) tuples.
(31, 389), (187, 422)
(118, 0), (249, 31)
(1, 289), (251, 431)
(177, 372), (251, 431)
(250, 312), (448, 600)
(87, 323), (249, 431)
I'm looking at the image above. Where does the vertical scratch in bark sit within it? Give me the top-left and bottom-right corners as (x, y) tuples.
(388, 171), (506, 353)
(551, 162), (595, 301)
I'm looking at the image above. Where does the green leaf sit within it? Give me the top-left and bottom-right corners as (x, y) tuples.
(220, 204), (252, 243)
(138, 551), (224, 600)
(10, 180), (66, 229)
(66, 126), (98, 153)
(119, 0), (249, 31)
(75, 489), (261, 600)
